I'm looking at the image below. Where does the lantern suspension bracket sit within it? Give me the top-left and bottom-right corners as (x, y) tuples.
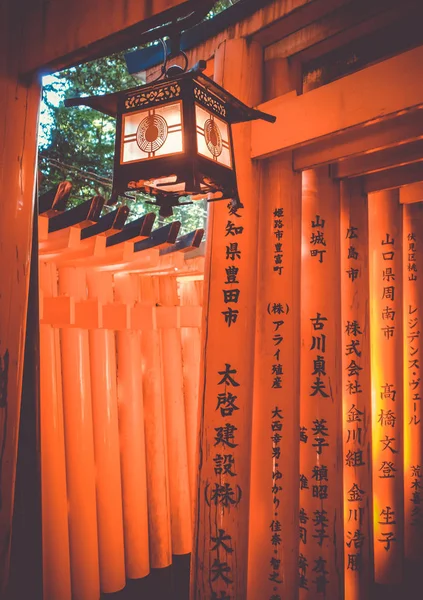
(155, 35), (189, 81)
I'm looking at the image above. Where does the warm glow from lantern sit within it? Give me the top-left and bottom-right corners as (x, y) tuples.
(121, 101), (183, 164)
(195, 104), (232, 168)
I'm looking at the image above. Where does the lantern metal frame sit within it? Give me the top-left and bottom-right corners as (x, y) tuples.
(65, 56), (275, 216)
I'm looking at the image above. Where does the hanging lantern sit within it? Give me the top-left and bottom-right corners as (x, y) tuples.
(65, 55), (275, 217)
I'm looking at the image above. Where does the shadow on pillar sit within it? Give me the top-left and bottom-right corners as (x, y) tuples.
(101, 554), (190, 600)
(372, 560), (421, 600)
(7, 204), (42, 599)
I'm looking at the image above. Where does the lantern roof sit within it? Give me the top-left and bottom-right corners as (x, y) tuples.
(64, 62), (275, 124)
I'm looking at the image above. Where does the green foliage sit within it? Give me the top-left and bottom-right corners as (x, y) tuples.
(39, 52), (136, 203)
(38, 0), (236, 233)
(207, 0), (235, 18)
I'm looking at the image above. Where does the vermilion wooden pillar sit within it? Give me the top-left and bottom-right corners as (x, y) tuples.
(0, 10), (40, 591)
(139, 275), (172, 569)
(191, 38), (262, 600)
(59, 267), (100, 600)
(39, 262), (71, 600)
(299, 167), (343, 599)
(114, 273), (150, 579)
(86, 270), (126, 594)
(340, 180), (373, 600)
(368, 190), (404, 584)
(179, 279), (202, 507)
(159, 276), (192, 556)
(401, 201), (423, 562)
(247, 153), (301, 600)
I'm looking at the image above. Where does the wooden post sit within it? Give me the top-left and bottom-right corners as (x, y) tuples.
(340, 180), (373, 600)
(368, 190), (404, 584)
(139, 275), (172, 568)
(191, 38), (262, 600)
(299, 167), (343, 599)
(0, 9), (40, 590)
(86, 270), (126, 593)
(179, 279), (202, 509)
(247, 153), (301, 600)
(8, 208), (43, 600)
(59, 267), (100, 600)
(114, 272), (150, 579)
(401, 201), (423, 562)
(39, 261), (71, 600)
(159, 276), (192, 555)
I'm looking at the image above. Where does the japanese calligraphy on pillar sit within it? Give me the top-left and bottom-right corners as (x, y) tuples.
(222, 203), (244, 327)
(205, 361), (242, 598)
(299, 168), (343, 599)
(340, 181), (372, 600)
(368, 190), (403, 584)
(247, 156), (301, 600)
(193, 37), (262, 600)
(200, 196), (252, 600)
(403, 202), (423, 560)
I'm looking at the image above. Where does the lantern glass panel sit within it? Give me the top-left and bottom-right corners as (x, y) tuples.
(195, 104), (232, 169)
(121, 101), (183, 164)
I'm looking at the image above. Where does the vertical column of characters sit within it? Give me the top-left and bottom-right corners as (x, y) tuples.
(208, 360), (242, 599)
(368, 190), (404, 584)
(209, 204), (245, 598)
(195, 193), (255, 600)
(266, 195), (286, 598)
(402, 202), (423, 560)
(299, 168), (343, 599)
(340, 181), (373, 600)
(191, 38), (262, 600)
(248, 155), (301, 600)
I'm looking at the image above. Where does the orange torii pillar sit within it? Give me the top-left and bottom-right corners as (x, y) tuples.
(139, 275), (172, 568)
(340, 180), (373, 600)
(191, 38), (262, 599)
(158, 275), (192, 555)
(86, 270), (126, 593)
(179, 279), (203, 508)
(114, 272), (150, 579)
(401, 200), (423, 562)
(0, 68), (40, 595)
(59, 267), (100, 600)
(368, 190), (404, 584)
(39, 261), (71, 600)
(299, 167), (343, 599)
(247, 153), (301, 600)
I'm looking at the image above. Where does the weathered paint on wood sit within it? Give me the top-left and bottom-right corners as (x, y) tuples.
(191, 37), (262, 600)
(0, 3), (41, 593)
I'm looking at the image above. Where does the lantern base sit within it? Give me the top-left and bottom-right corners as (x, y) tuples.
(114, 184), (241, 218)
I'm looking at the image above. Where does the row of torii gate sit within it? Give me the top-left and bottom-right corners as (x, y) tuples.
(8, 25), (423, 600)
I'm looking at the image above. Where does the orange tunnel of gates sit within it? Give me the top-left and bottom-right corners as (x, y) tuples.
(36, 172), (423, 600)
(37, 190), (205, 599)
